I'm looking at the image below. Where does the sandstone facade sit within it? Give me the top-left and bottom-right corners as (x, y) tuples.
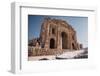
(40, 18), (80, 51)
(28, 17), (81, 56)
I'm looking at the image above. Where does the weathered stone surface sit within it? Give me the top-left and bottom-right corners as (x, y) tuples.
(29, 18), (81, 56)
(40, 18), (80, 50)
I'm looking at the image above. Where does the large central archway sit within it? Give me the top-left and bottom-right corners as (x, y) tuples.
(61, 32), (68, 49)
(50, 38), (55, 49)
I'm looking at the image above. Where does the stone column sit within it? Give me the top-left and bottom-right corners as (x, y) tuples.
(57, 28), (62, 50)
(44, 23), (49, 49)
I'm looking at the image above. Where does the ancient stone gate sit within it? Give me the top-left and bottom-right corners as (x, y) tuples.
(40, 18), (80, 51)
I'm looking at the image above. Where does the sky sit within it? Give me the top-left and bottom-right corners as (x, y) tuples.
(28, 15), (88, 48)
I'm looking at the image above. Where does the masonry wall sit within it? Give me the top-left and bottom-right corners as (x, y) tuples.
(40, 18), (80, 53)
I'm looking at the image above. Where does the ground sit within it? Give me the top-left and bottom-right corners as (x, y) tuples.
(28, 50), (87, 61)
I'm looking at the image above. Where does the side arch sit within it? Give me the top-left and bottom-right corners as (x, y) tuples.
(50, 38), (55, 49)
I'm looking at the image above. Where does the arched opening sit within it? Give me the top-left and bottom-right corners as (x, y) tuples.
(50, 38), (55, 49)
(72, 43), (76, 50)
(61, 32), (68, 49)
(52, 28), (55, 34)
